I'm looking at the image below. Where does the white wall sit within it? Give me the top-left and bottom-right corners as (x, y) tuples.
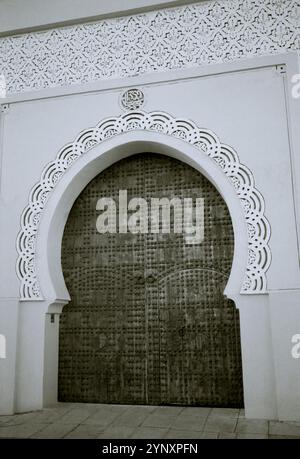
(2, 63), (299, 295)
(0, 52), (300, 418)
(269, 291), (300, 421)
(0, 0), (196, 34)
(238, 295), (277, 420)
(0, 300), (18, 414)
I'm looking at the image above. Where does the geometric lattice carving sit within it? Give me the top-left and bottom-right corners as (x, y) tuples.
(1, 0), (299, 95)
(16, 110), (271, 299)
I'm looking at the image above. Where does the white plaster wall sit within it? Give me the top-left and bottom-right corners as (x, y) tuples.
(0, 56), (300, 418)
(268, 291), (300, 421)
(0, 300), (18, 414)
(1, 63), (299, 297)
(238, 295), (277, 420)
(0, 0), (194, 34)
(14, 301), (48, 413)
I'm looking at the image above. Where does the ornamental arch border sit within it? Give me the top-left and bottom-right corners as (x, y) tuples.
(16, 110), (271, 301)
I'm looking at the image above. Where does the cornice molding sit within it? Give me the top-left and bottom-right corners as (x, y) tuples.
(0, 0), (299, 95)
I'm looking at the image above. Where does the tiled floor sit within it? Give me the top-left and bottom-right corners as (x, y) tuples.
(0, 404), (300, 439)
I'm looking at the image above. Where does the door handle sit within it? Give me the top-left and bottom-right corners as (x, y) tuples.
(134, 272), (157, 284)
(134, 274), (145, 285)
(146, 273), (157, 284)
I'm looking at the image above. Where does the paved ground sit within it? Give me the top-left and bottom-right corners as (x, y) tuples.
(0, 404), (300, 439)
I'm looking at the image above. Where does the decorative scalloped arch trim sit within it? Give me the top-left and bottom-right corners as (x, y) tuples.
(16, 111), (271, 300)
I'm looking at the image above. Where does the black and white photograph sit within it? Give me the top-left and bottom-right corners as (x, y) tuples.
(0, 0), (300, 444)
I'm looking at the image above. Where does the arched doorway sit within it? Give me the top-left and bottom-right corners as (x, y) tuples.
(58, 152), (243, 407)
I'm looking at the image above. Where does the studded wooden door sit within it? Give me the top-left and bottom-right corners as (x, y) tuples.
(59, 153), (243, 407)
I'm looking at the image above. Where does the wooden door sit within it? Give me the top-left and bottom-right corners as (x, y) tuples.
(59, 153), (243, 407)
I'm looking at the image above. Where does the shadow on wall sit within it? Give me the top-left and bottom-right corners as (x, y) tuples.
(0, 334), (6, 359)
